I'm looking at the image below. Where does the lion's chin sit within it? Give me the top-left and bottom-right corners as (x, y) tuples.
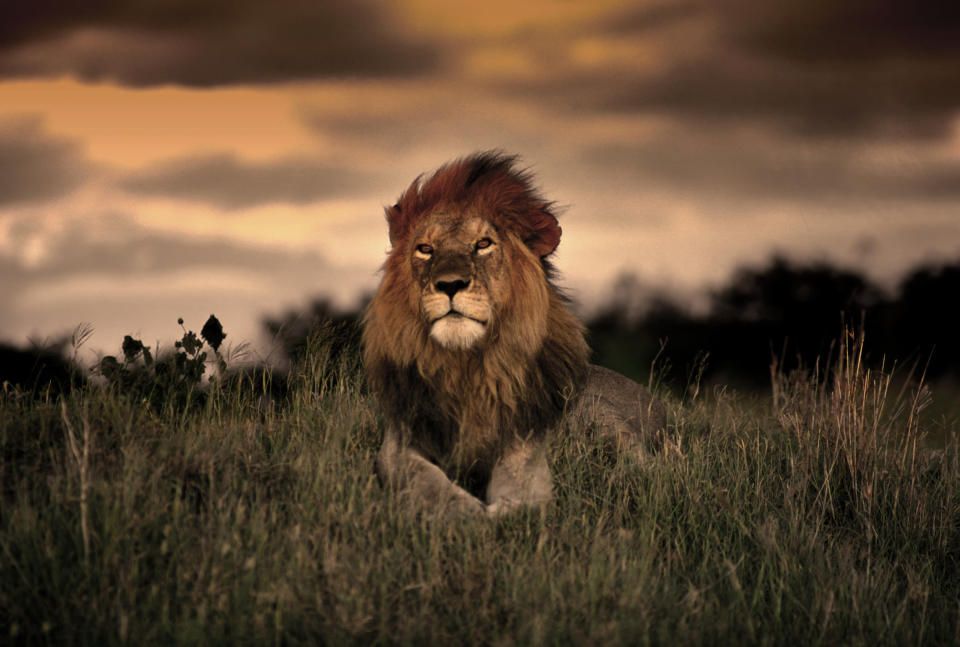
(429, 314), (487, 349)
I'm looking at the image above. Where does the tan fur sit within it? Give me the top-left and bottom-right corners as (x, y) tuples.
(363, 152), (665, 516)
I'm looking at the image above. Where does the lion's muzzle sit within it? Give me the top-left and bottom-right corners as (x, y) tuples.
(422, 268), (491, 350)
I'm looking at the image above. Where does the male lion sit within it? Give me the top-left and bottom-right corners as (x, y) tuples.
(363, 152), (665, 516)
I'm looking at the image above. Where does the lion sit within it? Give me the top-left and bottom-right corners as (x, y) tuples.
(362, 151), (666, 516)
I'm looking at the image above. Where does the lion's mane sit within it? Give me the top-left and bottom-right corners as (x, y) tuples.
(363, 153), (589, 486)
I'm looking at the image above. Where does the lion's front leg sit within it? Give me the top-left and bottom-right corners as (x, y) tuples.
(377, 425), (486, 516)
(485, 437), (552, 517)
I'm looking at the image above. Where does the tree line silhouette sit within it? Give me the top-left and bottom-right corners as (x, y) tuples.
(590, 255), (959, 386)
(2, 255), (958, 396)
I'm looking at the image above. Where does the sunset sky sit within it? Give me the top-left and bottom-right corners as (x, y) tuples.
(2, 0), (960, 360)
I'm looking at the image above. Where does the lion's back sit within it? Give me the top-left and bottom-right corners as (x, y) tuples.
(576, 364), (667, 453)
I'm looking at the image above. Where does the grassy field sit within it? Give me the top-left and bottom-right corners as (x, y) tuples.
(1, 334), (958, 646)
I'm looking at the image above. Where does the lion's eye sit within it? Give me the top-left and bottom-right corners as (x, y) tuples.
(415, 244), (433, 256)
(475, 238), (494, 251)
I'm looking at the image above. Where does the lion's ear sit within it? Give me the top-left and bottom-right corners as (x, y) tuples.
(386, 203), (410, 248)
(524, 207), (562, 257)
(386, 177), (425, 247)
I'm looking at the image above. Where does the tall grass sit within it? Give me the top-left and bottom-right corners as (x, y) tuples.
(1, 333), (957, 645)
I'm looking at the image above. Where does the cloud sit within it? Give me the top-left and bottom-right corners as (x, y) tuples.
(0, 0), (437, 86)
(581, 125), (960, 203)
(1, 215), (302, 280)
(6, 1), (957, 140)
(505, 0), (960, 140)
(713, 0), (960, 136)
(722, 0), (960, 63)
(0, 116), (90, 206)
(121, 153), (382, 209)
(598, 1), (703, 35)
(0, 214), (367, 353)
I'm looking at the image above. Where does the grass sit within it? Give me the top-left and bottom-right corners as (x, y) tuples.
(1, 333), (958, 646)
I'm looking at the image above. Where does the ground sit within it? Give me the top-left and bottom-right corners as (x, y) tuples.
(1, 336), (958, 645)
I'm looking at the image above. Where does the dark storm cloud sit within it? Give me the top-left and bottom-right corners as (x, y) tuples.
(596, 61), (958, 139)
(121, 153), (380, 209)
(576, 0), (960, 139)
(0, 0), (436, 86)
(587, 127), (960, 203)
(723, 0), (960, 63)
(0, 116), (89, 206)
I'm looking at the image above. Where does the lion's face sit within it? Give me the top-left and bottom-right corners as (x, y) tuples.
(410, 213), (507, 349)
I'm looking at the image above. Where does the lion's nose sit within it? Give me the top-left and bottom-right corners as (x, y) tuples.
(435, 278), (470, 299)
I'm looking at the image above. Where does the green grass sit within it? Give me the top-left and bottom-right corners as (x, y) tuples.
(2, 336), (958, 646)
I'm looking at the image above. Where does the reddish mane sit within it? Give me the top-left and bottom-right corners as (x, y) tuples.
(386, 151), (562, 258)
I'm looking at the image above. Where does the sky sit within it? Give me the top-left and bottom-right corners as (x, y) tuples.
(2, 0), (960, 361)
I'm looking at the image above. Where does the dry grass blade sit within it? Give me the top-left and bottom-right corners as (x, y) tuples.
(61, 400), (93, 572)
